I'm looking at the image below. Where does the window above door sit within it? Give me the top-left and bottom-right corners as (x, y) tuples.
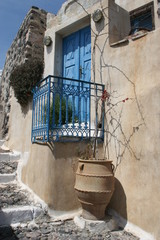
(109, 1), (155, 46)
(130, 2), (155, 35)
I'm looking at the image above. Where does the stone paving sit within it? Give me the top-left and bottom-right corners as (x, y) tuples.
(0, 146), (140, 240)
(0, 215), (140, 240)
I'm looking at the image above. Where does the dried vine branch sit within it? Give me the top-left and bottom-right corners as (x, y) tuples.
(75, 0), (145, 171)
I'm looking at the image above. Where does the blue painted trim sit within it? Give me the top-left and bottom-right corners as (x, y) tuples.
(102, 85), (105, 140)
(31, 98), (34, 142)
(47, 76), (51, 142)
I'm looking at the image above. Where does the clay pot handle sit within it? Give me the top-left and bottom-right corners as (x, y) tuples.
(111, 163), (115, 173)
(79, 163), (84, 171)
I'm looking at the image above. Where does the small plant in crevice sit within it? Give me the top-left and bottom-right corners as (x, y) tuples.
(10, 59), (44, 107)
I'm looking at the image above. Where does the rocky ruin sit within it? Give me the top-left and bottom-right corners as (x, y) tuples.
(0, 6), (47, 138)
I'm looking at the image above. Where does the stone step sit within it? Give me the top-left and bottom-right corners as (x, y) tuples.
(0, 160), (18, 174)
(0, 206), (43, 225)
(74, 215), (119, 231)
(0, 173), (16, 183)
(0, 183), (34, 209)
(0, 152), (21, 162)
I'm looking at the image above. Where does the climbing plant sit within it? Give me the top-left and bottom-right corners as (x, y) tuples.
(73, 0), (145, 171)
(10, 58), (44, 107)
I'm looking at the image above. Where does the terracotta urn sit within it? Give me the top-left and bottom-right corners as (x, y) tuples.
(74, 159), (115, 220)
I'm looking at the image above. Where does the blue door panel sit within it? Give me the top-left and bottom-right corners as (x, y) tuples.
(63, 26), (91, 123)
(79, 27), (91, 122)
(63, 32), (79, 80)
(65, 66), (75, 79)
(80, 26), (91, 81)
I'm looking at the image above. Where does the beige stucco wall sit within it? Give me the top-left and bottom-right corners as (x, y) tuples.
(21, 142), (83, 211)
(105, 29), (160, 239)
(7, 90), (32, 152)
(5, 0), (160, 239)
(94, 1), (160, 239)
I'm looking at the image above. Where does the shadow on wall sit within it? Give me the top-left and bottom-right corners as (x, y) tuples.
(21, 99), (33, 116)
(108, 178), (127, 229)
(48, 140), (92, 158)
(95, 14), (105, 34)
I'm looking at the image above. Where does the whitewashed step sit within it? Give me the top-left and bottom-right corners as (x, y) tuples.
(0, 173), (16, 183)
(74, 215), (119, 232)
(0, 152), (20, 162)
(0, 206), (43, 225)
(0, 140), (5, 147)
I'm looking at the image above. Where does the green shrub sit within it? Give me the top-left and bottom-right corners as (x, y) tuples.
(10, 59), (44, 106)
(50, 95), (72, 126)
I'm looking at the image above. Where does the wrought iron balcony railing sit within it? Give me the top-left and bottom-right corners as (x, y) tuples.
(31, 75), (105, 143)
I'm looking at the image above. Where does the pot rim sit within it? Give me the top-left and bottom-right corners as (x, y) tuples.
(78, 158), (113, 163)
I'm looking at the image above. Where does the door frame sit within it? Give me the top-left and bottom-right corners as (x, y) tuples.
(53, 16), (90, 77)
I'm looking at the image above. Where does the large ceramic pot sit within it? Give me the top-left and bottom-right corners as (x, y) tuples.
(74, 159), (115, 220)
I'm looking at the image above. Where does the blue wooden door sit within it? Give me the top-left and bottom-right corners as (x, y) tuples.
(63, 26), (91, 123)
(63, 26), (91, 81)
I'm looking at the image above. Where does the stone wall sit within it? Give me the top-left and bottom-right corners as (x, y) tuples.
(0, 6), (47, 138)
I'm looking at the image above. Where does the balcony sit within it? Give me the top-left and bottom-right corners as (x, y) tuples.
(31, 75), (105, 143)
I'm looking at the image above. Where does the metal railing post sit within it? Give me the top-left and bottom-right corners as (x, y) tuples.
(31, 94), (35, 143)
(47, 76), (51, 142)
(102, 85), (105, 140)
